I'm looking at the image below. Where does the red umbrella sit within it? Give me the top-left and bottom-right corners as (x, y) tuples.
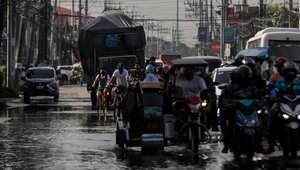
(72, 61), (81, 68)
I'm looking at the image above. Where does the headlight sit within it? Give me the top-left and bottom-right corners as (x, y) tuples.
(47, 82), (58, 90)
(201, 100), (208, 107)
(257, 110), (262, 114)
(297, 115), (300, 120)
(24, 83), (31, 89)
(189, 103), (201, 113)
(282, 114), (289, 119)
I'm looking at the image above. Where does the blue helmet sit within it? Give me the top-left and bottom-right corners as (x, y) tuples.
(145, 64), (154, 74)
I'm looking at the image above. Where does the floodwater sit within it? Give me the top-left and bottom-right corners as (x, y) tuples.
(0, 92), (299, 169)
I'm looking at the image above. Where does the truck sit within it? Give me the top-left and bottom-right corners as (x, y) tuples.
(78, 10), (146, 108)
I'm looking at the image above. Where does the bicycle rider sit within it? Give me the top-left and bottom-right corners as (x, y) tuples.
(107, 63), (129, 107)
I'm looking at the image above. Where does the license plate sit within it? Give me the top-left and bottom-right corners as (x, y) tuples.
(36, 85), (44, 89)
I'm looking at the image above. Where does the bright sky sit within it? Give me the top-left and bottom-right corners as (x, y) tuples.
(56, 0), (296, 47)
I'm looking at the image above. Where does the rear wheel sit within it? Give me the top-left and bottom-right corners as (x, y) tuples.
(54, 94), (59, 102)
(24, 93), (30, 104)
(190, 125), (199, 153)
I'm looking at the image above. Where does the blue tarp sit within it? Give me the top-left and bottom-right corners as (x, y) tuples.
(237, 47), (267, 58)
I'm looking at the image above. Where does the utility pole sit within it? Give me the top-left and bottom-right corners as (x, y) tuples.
(176, 0), (179, 47)
(78, 0), (82, 29)
(289, 0), (293, 28)
(7, 0), (12, 88)
(84, 0), (88, 26)
(50, 0), (57, 66)
(220, 0), (225, 58)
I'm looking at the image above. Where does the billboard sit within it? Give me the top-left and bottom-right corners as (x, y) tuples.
(198, 27), (208, 42)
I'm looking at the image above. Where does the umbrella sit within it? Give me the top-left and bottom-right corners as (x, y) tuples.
(72, 62), (82, 68)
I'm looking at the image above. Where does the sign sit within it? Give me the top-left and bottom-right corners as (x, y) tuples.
(198, 27), (208, 42)
(211, 42), (220, 53)
(224, 27), (235, 43)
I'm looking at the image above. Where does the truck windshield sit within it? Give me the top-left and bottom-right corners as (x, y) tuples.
(99, 56), (138, 75)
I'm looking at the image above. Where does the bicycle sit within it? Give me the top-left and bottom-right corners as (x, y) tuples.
(113, 86), (126, 121)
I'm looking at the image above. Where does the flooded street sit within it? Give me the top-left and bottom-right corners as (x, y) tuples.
(0, 85), (299, 169)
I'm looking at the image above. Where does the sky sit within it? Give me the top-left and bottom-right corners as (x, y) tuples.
(56, 0), (295, 47)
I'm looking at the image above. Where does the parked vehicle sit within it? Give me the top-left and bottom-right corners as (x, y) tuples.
(211, 66), (237, 98)
(277, 94), (300, 157)
(56, 65), (72, 85)
(22, 66), (59, 103)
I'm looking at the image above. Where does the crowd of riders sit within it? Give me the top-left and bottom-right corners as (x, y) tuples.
(92, 54), (300, 156)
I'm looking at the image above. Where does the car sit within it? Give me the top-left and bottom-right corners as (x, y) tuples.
(211, 66), (237, 98)
(56, 65), (72, 85)
(22, 66), (60, 103)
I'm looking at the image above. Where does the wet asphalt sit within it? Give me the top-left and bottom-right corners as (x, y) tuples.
(0, 85), (299, 169)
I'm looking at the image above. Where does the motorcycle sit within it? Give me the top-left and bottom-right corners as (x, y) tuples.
(173, 95), (209, 153)
(277, 94), (300, 157)
(228, 99), (261, 159)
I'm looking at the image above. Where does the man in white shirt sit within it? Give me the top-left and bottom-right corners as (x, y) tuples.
(175, 67), (207, 99)
(107, 63), (129, 106)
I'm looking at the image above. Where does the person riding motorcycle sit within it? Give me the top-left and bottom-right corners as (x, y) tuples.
(175, 67), (207, 99)
(219, 65), (262, 153)
(242, 57), (266, 91)
(143, 64), (159, 82)
(268, 56), (288, 87)
(266, 61), (300, 154)
(129, 61), (145, 81)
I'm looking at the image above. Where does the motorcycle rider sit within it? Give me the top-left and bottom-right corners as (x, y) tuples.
(266, 61), (300, 154)
(268, 56), (288, 87)
(175, 67), (207, 99)
(129, 61), (145, 81)
(242, 57), (266, 91)
(143, 64), (159, 82)
(219, 65), (261, 153)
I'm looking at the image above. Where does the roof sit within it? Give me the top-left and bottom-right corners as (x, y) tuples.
(184, 56), (222, 72)
(28, 66), (55, 70)
(237, 47), (267, 58)
(171, 58), (208, 67)
(214, 66), (237, 71)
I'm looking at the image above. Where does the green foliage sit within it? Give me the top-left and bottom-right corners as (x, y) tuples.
(0, 65), (6, 88)
(0, 87), (18, 98)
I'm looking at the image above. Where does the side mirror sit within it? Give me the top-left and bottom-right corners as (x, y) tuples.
(21, 76), (26, 81)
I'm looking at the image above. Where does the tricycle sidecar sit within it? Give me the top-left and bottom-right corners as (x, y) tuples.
(116, 81), (165, 152)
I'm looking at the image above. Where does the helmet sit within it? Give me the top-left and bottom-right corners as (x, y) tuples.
(234, 54), (244, 66)
(117, 63), (124, 68)
(239, 65), (253, 79)
(274, 57), (288, 67)
(282, 62), (298, 81)
(163, 63), (169, 70)
(234, 54), (244, 61)
(145, 64), (154, 74)
(242, 57), (255, 66)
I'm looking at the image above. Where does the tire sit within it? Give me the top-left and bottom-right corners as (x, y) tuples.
(54, 94), (59, 102)
(116, 129), (126, 149)
(191, 125), (199, 153)
(287, 129), (299, 157)
(24, 93), (30, 104)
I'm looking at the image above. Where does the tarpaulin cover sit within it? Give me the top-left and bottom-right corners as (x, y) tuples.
(78, 10), (146, 76)
(237, 47), (267, 58)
